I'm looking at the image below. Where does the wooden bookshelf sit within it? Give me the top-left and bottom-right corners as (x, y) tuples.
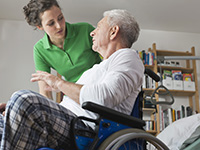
(144, 43), (199, 134)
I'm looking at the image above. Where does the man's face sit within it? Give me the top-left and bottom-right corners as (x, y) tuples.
(90, 17), (110, 54)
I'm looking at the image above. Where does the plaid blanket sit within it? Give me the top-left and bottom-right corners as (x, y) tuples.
(0, 90), (90, 150)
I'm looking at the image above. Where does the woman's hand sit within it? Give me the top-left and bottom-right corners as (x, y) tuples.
(0, 103), (6, 116)
(31, 71), (62, 92)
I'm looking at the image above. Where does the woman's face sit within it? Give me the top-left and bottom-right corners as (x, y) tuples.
(38, 5), (66, 41)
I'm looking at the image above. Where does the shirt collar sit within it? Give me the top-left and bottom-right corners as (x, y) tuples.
(43, 33), (51, 49)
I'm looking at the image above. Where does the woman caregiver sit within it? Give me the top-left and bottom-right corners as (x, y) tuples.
(23, 0), (101, 99)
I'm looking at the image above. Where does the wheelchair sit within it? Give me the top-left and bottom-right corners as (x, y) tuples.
(38, 69), (169, 150)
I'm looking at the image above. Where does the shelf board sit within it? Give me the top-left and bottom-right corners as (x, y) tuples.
(144, 65), (154, 69)
(143, 88), (156, 95)
(156, 50), (193, 56)
(143, 108), (155, 113)
(157, 65), (193, 73)
(159, 89), (196, 96)
(146, 130), (157, 135)
(144, 88), (196, 96)
(143, 88), (155, 92)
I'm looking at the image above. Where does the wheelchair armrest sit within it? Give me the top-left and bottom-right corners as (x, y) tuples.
(82, 102), (145, 128)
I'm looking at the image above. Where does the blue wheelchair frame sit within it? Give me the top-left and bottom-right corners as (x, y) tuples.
(71, 95), (145, 150)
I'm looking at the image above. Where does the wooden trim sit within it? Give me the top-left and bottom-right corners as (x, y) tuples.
(191, 47), (200, 112)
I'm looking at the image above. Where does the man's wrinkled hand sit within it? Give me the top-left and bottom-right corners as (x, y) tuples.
(31, 71), (61, 92)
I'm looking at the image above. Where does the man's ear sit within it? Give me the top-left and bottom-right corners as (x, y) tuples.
(110, 25), (119, 40)
(36, 25), (43, 30)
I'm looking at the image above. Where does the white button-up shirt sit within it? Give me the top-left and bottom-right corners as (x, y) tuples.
(60, 48), (144, 126)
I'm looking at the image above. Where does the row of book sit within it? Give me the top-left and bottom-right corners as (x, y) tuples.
(161, 70), (195, 91)
(143, 95), (156, 109)
(143, 70), (195, 91)
(143, 69), (193, 89)
(143, 74), (156, 89)
(159, 105), (193, 131)
(144, 120), (156, 131)
(138, 50), (155, 65)
(162, 70), (193, 81)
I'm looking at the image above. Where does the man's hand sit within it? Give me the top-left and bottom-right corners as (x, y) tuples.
(31, 71), (61, 92)
(31, 71), (82, 104)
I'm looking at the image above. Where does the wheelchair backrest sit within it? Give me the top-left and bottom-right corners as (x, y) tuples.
(131, 91), (144, 119)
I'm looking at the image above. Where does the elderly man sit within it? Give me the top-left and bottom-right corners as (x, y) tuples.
(0, 9), (144, 149)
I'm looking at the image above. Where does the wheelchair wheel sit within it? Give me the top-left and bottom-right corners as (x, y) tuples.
(98, 128), (169, 150)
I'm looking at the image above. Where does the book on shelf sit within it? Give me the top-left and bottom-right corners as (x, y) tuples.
(183, 73), (193, 81)
(159, 106), (164, 131)
(144, 120), (155, 131)
(168, 108), (173, 125)
(159, 105), (193, 130)
(181, 105), (186, 118)
(138, 50), (155, 65)
(143, 95), (156, 109)
(186, 106), (193, 116)
(176, 109), (181, 120)
(172, 109), (176, 122)
(163, 109), (169, 128)
(172, 70), (182, 80)
(143, 74), (155, 89)
(163, 70), (172, 80)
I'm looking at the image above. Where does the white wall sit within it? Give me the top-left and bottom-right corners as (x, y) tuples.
(0, 19), (200, 110)
(0, 19), (43, 102)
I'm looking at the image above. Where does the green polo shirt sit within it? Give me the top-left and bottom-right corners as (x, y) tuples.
(34, 22), (101, 82)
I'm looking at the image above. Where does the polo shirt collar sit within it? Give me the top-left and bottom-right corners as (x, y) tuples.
(42, 22), (75, 50)
(43, 33), (51, 49)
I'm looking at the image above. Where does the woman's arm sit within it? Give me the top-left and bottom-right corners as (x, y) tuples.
(38, 81), (53, 99)
(31, 71), (82, 104)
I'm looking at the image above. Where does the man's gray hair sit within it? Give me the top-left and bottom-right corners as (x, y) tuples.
(103, 9), (140, 48)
